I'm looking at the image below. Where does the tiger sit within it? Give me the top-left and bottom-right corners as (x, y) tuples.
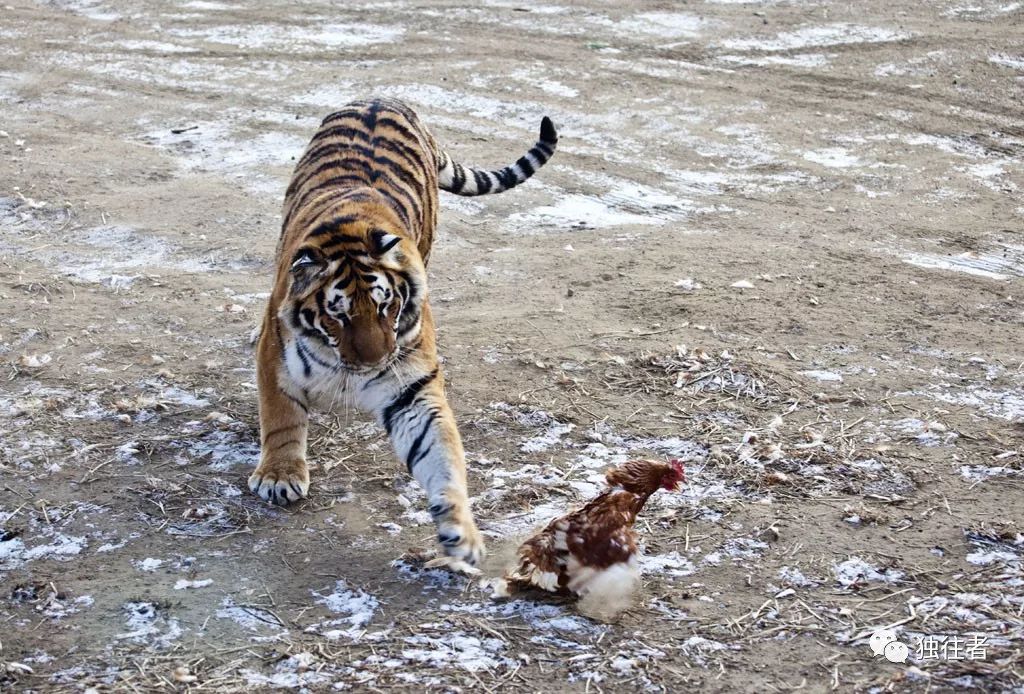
(249, 97), (558, 566)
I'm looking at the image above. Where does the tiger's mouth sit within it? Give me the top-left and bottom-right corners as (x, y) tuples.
(334, 344), (405, 375)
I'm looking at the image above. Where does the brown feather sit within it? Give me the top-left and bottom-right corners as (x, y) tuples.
(505, 460), (680, 596)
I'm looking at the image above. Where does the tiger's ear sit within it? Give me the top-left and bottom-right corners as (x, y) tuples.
(288, 248), (326, 296)
(370, 229), (402, 257)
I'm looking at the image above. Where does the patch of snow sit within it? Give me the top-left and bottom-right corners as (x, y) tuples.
(609, 12), (712, 39)
(989, 54), (1024, 70)
(719, 53), (829, 68)
(133, 558), (164, 572)
(719, 24), (910, 52)
(925, 386), (1024, 421)
(506, 193), (666, 230)
(834, 556), (904, 587)
(965, 550), (1019, 566)
(778, 566), (818, 587)
(802, 148), (861, 168)
(168, 23), (404, 50)
(117, 602), (182, 648)
(174, 578), (213, 590)
(639, 551), (695, 577)
(959, 465), (1019, 482)
(800, 369), (844, 382)
(311, 580), (379, 639)
(400, 631), (511, 672)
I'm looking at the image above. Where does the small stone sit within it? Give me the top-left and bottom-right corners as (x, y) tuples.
(172, 666), (197, 683)
(18, 353), (51, 369)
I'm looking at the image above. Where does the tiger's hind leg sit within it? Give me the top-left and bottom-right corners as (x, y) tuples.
(376, 367), (485, 566)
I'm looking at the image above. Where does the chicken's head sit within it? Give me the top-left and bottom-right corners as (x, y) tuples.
(661, 459), (686, 491)
(606, 459), (686, 495)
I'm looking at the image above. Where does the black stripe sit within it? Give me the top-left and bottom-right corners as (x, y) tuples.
(396, 307), (420, 338)
(296, 339), (334, 371)
(371, 152), (423, 192)
(313, 289), (329, 320)
(472, 169), (492, 193)
(374, 133), (429, 178)
(404, 413), (436, 473)
(292, 154), (374, 194)
(283, 391), (309, 413)
(452, 163), (466, 192)
(373, 187), (413, 227)
(307, 214), (360, 238)
(428, 501), (453, 519)
(284, 189), (353, 230)
(263, 424), (299, 443)
(293, 341), (311, 378)
(270, 438), (301, 453)
(310, 142), (416, 187)
(300, 308), (316, 329)
(319, 233), (363, 247)
(363, 368), (392, 390)
(346, 256), (373, 273)
(396, 269), (418, 301)
(374, 115), (417, 143)
(321, 109), (368, 128)
(308, 124), (372, 148)
(516, 155), (535, 178)
(382, 369), (438, 435)
(534, 142), (554, 159)
(333, 271), (353, 289)
(288, 175), (367, 221)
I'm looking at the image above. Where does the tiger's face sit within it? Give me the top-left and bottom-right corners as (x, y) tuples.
(281, 218), (426, 372)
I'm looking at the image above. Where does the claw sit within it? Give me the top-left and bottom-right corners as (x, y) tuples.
(248, 461), (309, 507)
(424, 556), (482, 576)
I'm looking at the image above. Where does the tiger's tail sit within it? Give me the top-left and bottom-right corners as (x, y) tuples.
(437, 117), (558, 196)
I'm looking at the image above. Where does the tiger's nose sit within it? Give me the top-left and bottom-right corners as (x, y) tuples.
(348, 319), (393, 366)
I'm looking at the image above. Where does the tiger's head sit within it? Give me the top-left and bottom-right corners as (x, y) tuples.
(279, 203), (426, 372)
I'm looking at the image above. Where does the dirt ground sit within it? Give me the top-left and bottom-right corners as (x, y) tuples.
(1, 0), (1023, 691)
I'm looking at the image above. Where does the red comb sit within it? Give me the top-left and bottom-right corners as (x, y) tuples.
(670, 459), (686, 481)
(661, 459), (686, 490)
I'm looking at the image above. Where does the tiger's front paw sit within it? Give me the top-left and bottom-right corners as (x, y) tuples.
(435, 512), (485, 567)
(248, 459), (310, 506)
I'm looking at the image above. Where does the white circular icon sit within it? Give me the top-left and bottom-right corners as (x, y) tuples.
(869, 629), (898, 656)
(883, 641), (909, 664)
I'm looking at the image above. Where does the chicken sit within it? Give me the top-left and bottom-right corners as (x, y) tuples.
(494, 459), (685, 608)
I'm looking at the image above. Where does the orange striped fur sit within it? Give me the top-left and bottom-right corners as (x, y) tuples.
(250, 98), (557, 565)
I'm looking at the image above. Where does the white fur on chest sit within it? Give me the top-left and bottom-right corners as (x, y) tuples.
(280, 333), (397, 413)
(282, 335), (352, 408)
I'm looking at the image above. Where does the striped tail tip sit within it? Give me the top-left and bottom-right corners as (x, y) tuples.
(437, 115), (559, 196)
(540, 116), (558, 146)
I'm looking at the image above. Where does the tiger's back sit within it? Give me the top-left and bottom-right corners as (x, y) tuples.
(282, 98), (441, 263)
